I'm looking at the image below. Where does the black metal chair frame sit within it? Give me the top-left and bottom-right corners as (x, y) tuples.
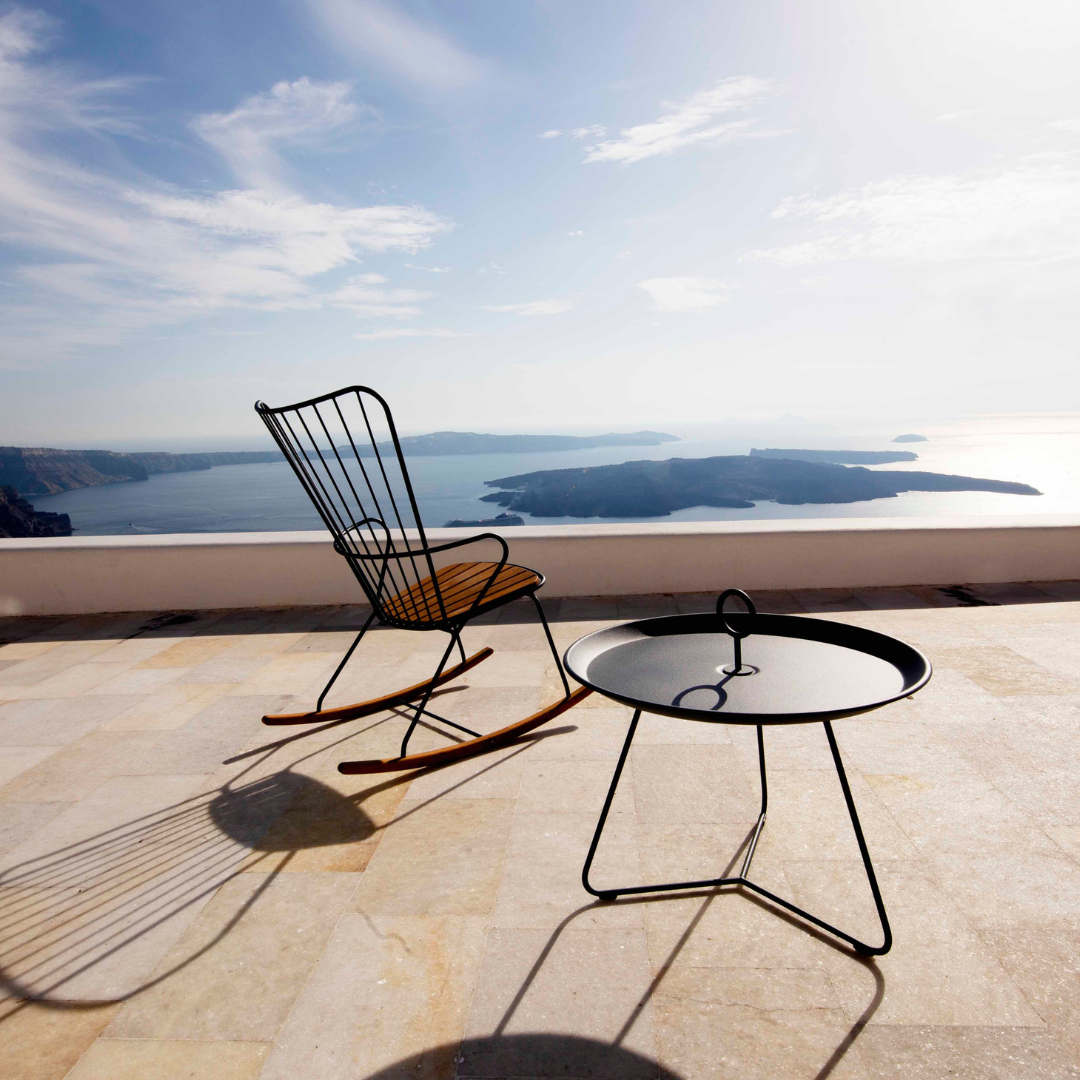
(255, 385), (589, 773)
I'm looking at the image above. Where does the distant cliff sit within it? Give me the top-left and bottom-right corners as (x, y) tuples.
(750, 448), (918, 464)
(346, 431), (680, 458)
(0, 433), (680, 496)
(0, 447), (284, 496)
(480, 455), (1041, 518)
(0, 486), (72, 537)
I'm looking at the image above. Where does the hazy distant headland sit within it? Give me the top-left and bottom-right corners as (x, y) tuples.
(347, 430), (679, 458)
(1, 431), (679, 496)
(481, 455), (1041, 517)
(893, 434), (928, 443)
(0, 447), (283, 496)
(750, 448), (918, 464)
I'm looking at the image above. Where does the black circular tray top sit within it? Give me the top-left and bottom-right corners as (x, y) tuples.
(565, 612), (932, 725)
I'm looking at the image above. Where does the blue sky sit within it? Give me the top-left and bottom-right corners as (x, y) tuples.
(1, 0), (1078, 445)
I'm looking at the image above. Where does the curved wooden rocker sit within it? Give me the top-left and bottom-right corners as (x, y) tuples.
(255, 385), (592, 773)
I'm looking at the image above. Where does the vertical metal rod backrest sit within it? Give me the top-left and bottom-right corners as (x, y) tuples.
(254, 386), (447, 623)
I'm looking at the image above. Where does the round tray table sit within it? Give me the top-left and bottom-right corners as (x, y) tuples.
(564, 592), (932, 956)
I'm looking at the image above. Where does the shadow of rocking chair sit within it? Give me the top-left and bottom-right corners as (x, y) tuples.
(254, 385), (591, 773)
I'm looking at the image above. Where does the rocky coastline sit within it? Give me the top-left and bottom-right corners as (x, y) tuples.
(0, 486), (72, 538)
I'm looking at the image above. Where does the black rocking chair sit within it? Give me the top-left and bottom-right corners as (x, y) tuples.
(254, 385), (590, 773)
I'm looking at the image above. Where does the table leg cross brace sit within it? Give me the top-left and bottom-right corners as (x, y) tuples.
(581, 711), (893, 957)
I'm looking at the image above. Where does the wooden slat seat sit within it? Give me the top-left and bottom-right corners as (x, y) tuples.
(381, 561), (541, 626)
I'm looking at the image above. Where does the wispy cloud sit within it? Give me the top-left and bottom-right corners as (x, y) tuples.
(326, 274), (429, 317)
(753, 160), (1080, 265)
(571, 124), (606, 139)
(306, 0), (488, 91)
(0, 14), (452, 364)
(567, 230), (583, 237)
(353, 326), (469, 341)
(1049, 118), (1080, 134)
(192, 77), (371, 192)
(638, 277), (731, 312)
(405, 262), (451, 272)
(538, 129), (561, 139)
(580, 77), (782, 165)
(483, 299), (572, 316)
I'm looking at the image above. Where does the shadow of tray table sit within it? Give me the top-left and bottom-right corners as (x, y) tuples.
(564, 607), (932, 956)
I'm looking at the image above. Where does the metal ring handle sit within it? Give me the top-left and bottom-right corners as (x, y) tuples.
(716, 589), (756, 639)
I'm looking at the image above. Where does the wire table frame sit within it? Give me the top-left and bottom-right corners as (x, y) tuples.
(564, 590), (933, 957)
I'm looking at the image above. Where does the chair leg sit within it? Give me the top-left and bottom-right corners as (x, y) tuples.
(315, 609), (377, 714)
(530, 593), (571, 699)
(582, 714), (892, 956)
(399, 628), (462, 758)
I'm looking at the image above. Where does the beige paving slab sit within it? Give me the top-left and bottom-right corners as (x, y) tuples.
(851, 1024), (1079, 1078)
(0, 641), (62, 661)
(119, 695), (288, 777)
(136, 635), (232, 669)
(225, 651), (339, 697)
(933, 645), (1077, 696)
(833, 715), (977, 776)
(0, 642), (124, 686)
(0, 776), (247, 1002)
(902, 666), (1003, 724)
(461, 650), (549, 689)
(517, 757), (637, 817)
(785, 860), (1045, 1027)
(863, 771), (1058, 855)
(632, 710), (733, 746)
(1047, 825), (1080, 862)
(0, 746), (61, 788)
(493, 811), (642, 930)
(101, 684), (232, 731)
(653, 993), (864, 1080)
(981, 918), (1080, 1060)
(636, 822), (789, 896)
(631, 744), (757, 827)
(239, 768), (410, 873)
(925, 850), (1080, 930)
(3, 664), (144, 702)
(350, 798), (513, 915)
(463, 926), (658, 1074)
(0, 802), (67, 852)
(81, 636), (183, 665)
(0, 697), (142, 747)
(0, 731), (164, 804)
(402, 740), (533, 802)
(178, 656), (277, 686)
(260, 913), (488, 1080)
(521, 706), (633, 760)
(642, 887), (831, 971)
(746, 767), (920, 862)
(0, 1001), (120, 1080)
(64, 1038), (270, 1080)
(106, 871), (358, 1041)
(86, 666), (192, 697)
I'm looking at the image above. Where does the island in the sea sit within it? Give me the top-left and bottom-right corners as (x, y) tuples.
(893, 434), (928, 443)
(479, 455), (1041, 517)
(750, 448), (918, 464)
(443, 512), (524, 528)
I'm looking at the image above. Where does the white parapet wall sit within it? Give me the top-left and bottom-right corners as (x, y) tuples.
(2, 514), (1080, 616)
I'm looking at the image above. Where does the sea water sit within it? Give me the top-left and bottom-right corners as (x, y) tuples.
(31, 414), (1080, 536)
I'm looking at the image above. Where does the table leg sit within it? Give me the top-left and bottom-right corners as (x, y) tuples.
(581, 714), (892, 957)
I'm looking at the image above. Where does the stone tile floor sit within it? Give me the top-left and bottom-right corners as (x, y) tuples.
(2, 581), (1080, 1079)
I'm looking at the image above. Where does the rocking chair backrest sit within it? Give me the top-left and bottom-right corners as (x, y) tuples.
(255, 386), (446, 625)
